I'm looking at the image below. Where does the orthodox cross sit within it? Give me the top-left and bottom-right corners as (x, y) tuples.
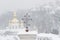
(22, 13), (32, 32)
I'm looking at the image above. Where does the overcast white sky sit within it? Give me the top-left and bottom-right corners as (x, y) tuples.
(0, 0), (55, 15)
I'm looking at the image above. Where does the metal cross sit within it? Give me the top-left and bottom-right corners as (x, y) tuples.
(22, 13), (32, 32)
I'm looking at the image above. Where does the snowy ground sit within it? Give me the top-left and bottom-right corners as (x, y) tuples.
(37, 33), (60, 40)
(0, 33), (60, 40)
(0, 35), (20, 40)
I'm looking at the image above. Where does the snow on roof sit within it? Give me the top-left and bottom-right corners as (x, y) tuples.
(37, 33), (58, 37)
(18, 30), (37, 34)
(0, 28), (37, 35)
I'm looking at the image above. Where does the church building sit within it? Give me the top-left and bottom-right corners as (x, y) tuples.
(0, 11), (37, 40)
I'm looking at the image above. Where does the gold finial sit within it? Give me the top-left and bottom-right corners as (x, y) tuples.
(13, 11), (17, 18)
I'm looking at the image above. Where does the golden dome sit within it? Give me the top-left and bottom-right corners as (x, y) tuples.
(8, 11), (24, 28)
(9, 11), (20, 24)
(13, 11), (17, 18)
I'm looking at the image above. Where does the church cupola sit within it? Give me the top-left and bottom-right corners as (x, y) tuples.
(8, 11), (20, 29)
